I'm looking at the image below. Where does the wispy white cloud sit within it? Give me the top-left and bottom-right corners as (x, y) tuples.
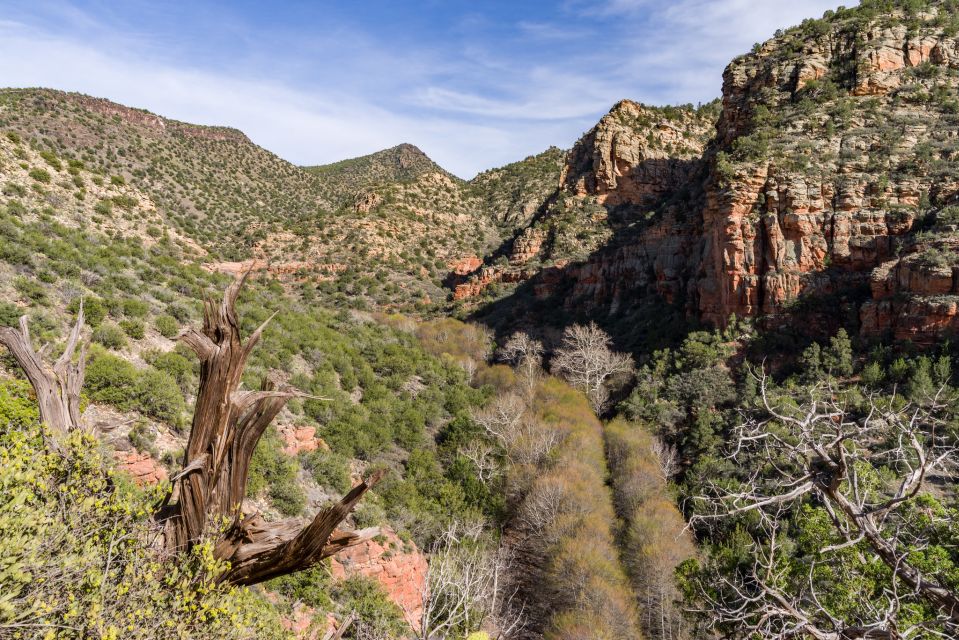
(0, 0), (856, 177)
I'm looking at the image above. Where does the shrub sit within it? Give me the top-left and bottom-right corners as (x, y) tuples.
(128, 420), (159, 457)
(69, 296), (108, 327)
(332, 576), (409, 639)
(134, 368), (187, 427)
(248, 427), (306, 516)
(267, 477), (306, 517)
(123, 298), (150, 318)
(14, 277), (46, 304)
(0, 415), (289, 638)
(167, 302), (193, 322)
(0, 378), (38, 427)
(0, 302), (20, 327)
(303, 449), (352, 493)
(85, 350), (139, 407)
(145, 349), (196, 392)
(120, 319), (145, 339)
(28, 168), (51, 183)
(93, 322), (127, 350)
(39, 150), (62, 170)
(94, 199), (113, 216)
(155, 314), (179, 338)
(110, 174), (126, 186)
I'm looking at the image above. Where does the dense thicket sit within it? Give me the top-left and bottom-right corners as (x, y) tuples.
(605, 419), (695, 640)
(487, 370), (641, 639)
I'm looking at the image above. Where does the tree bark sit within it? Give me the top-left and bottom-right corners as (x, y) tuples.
(0, 305), (85, 434)
(155, 271), (381, 583)
(1, 273), (380, 586)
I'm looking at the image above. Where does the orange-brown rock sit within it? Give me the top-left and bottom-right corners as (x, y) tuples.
(470, 5), (959, 345)
(278, 425), (329, 456)
(114, 450), (168, 485)
(330, 527), (428, 630)
(453, 265), (531, 300)
(561, 99), (712, 207)
(448, 255), (483, 276)
(509, 228), (545, 265)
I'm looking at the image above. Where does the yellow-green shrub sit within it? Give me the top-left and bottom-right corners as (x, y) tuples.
(0, 380), (290, 639)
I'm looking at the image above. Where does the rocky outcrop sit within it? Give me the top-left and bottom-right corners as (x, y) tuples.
(278, 425), (329, 456)
(73, 94), (250, 143)
(472, 4), (959, 345)
(695, 7), (959, 330)
(561, 100), (712, 207)
(449, 255), (483, 276)
(860, 234), (959, 343)
(114, 450), (168, 485)
(330, 527), (428, 630)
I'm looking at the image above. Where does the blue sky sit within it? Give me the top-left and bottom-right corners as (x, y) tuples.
(0, 1), (854, 177)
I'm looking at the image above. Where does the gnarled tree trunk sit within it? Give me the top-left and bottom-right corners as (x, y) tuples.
(0, 272), (379, 586)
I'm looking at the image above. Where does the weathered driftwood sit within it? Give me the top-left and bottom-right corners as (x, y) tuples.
(0, 273), (379, 586)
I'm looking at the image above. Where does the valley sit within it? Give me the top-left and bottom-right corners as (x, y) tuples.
(3, 1), (959, 639)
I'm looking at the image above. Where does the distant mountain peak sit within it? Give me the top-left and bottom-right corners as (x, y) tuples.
(306, 142), (448, 205)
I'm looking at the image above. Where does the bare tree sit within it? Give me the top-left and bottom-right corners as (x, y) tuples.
(690, 374), (959, 639)
(0, 273), (380, 586)
(459, 440), (500, 487)
(472, 393), (526, 449)
(651, 436), (679, 482)
(500, 332), (544, 399)
(418, 522), (526, 640)
(550, 323), (633, 412)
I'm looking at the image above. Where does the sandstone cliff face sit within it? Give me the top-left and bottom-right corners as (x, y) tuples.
(696, 6), (959, 339)
(113, 450), (168, 485)
(471, 4), (959, 345)
(457, 100), (716, 309)
(561, 99), (711, 207)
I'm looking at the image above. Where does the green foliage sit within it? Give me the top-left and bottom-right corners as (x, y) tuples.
(128, 420), (159, 458)
(28, 168), (51, 183)
(120, 318), (145, 339)
(332, 576), (409, 639)
(714, 151), (734, 186)
(93, 322), (128, 350)
(0, 379), (39, 428)
(134, 369), (186, 427)
(248, 427), (306, 516)
(0, 403), (290, 638)
(122, 298), (150, 318)
(69, 297), (107, 327)
(620, 329), (737, 465)
(823, 328), (854, 377)
(84, 349), (187, 427)
(39, 150), (62, 171)
(155, 314), (180, 338)
(266, 564), (333, 611)
(302, 449), (352, 493)
(94, 199), (113, 216)
(144, 348), (196, 393)
(85, 350), (139, 407)
(0, 302), (21, 328)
